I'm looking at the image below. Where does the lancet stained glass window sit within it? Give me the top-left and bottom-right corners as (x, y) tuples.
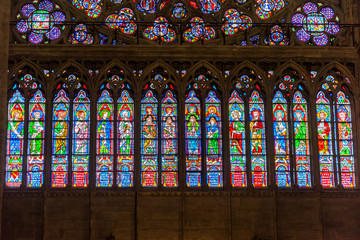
(249, 91), (267, 187)
(52, 90), (70, 187)
(117, 90), (134, 187)
(141, 90), (158, 187)
(6, 91), (25, 187)
(229, 91), (246, 187)
(293, 91), (311, 187)
(28, 90), (45, 187)
(273, 91), (290, 187)
(96, 90), (114, 187)
(205, 91), (222, 187)
(185, 90), (201, 187)
(72, 90), (90, 187)
(161, 91), (178, 187)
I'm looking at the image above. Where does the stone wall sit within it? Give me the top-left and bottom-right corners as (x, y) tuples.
(3, 191), (360, 240)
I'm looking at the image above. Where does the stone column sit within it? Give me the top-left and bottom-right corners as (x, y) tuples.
(0, 0), (11, 236)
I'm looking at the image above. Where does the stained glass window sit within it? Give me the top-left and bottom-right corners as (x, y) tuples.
(117, 91), (134, 187)
(72, 90), (90, 187)
(141, 91), (158, 187)
(229, 91), (246, 187)
(205, 91), (222, 187)
(293, 91), (311, 187)
(316, 91), (334, 187)
(336, 91), (355, 187)
(6, 91), (25, 187)
(185, 90), (201, 187)
(249, 91), (267, 187)
(96, 90), (114, 187)
(28, 91), (45, 187)
(52, 90), (70, 187)
(273, 91), (290, 187)
(161, 91), (178, 187)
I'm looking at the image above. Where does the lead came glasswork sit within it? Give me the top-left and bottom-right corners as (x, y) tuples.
(27, 91), (45, 187)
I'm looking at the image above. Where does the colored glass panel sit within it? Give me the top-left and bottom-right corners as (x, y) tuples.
(229, 91), (246, 187)
(52, 90), (70, 187)
(72, 90), (90, 187)
(249, 91), (266, 187)
(336, 92), (355, 187)
(6, 91), (25, 187)
(273, 91), (290, 187)
(27, 91), (45, 187)
(117, 91), (134, 187)
(141, 91), (158, 187)
(161, 91), (178, 187)
(96, 90), (114, 187)
(205, 91), (222, 187)
(185, 90), (201, 187)
(316, 91), (334, 187)
(293, 91), (311, 187)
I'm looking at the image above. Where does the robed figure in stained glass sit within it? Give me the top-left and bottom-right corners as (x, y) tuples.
(317, 109), (330, 155)
(8, 105), (24, 155)
(250, 109), (263, 154)
(273, 109), (287, 154)
(229, 109), (245, 154)
(337, 109), (351, 155)
(74, 110), (89, 154)
(54, 109), (68, 154)
(29, 109), (44, 154)
(186, 106), (200, 154)
(163, 114), (176, 154)
(294, 108), (307, 155)
(143, 106), (157, 154)
(206, 106), (220, 155)
(118, 108), (133, 154)
(98, 108), (112, 154)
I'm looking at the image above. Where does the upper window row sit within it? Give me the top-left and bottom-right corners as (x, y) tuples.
(13, 0), (345, 46)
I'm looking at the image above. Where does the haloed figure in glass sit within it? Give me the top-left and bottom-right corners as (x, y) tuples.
(206, 106), (220, 154)
(163, 115), (176, 154)
(9, 108), (24, 155)
(294, 110), (307, 154)
(119, 109), (132, 154)
(74, 110), (89, 154)
(29, 110), (44, 154)
(338, 110), (351, 155)
(143, 107), (157, 154)
(54, 109), (68, 154)
(250, 109), (263, 154)
(98, 109), (112, 154)
(230, 110), (245, 154)
(186, 106), (200, 154)
(317, 110), (330, 155)
(274, 110), (287, 154)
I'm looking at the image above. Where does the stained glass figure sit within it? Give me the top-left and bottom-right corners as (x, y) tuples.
(197, 0), (221, 14)
(72, 90), (90, 187)
(229, 91), (246, 187)
(293, 91), (311, 187)
(16, 0), (66, 44)
(292, 2), (340, 46)
(172, 3), (187, 19)
(222, 9), (252, 36)
(184, 17), (215, 42)
(316, 91), (334, 187)
(249, 91), (267, 187)
(117, 91), (134, 187)
(264, 25), (289, 45)
(161, 91), (178, 187)
(336, 92), (355, 187)
(273, 91), (290, 187)
(106, 8), (137, 35)
(27, 91), (45, 187)
(185, 91), (201, 187)
(69, 24), (94, 44)
(96, 90), (114, 187)
(141, 91), (158, 187)
(144, 17), (176, 43)
(6, 91), (25, 187)
(255, 0), (285, 20)
(71, 0), (101, 18)
(205, 91), (222, 187)
(52, 90), (70, 187)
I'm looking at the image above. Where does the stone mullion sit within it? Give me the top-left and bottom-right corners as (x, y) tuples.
(222, 91), (230, 190)
(44, 88), (53, 191)
(244, 93), (252, 189)
(178, 95), (185, 190)
(157, 93), (162, 189)
(89, 94), (97, 190)
(21, 95), (30, 189)
(200, 91), (206, 189)
(266, 90), (276, 188)
(134, 94), (142, 191)
(67, 91), (74, 190)
(287, 92), (295, 188)
(113, 93), (118, 189)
